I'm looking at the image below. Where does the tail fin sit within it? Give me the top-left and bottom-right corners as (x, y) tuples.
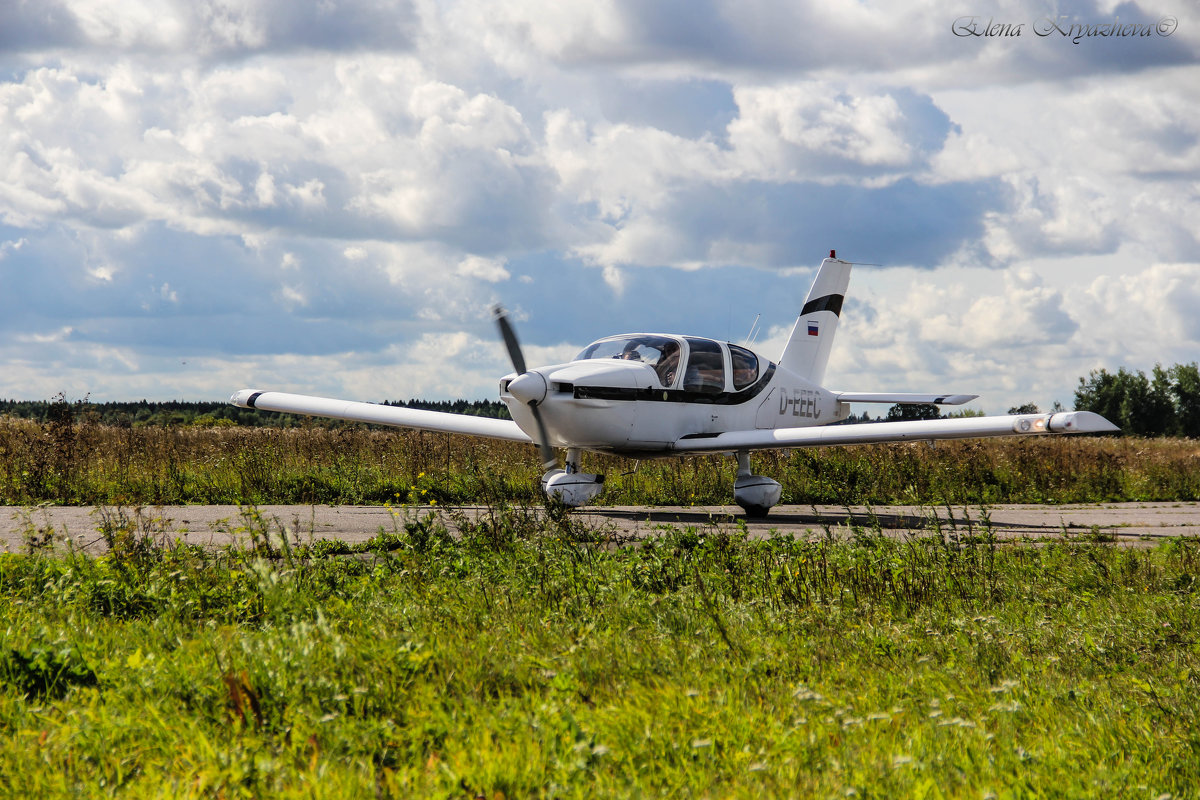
(778, 251), (852, 385)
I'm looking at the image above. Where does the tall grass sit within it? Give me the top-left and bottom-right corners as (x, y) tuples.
(1, 506), (1198, 796)
(2, 416), (1198, 506)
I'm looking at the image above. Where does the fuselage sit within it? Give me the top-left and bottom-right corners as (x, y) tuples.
(500, 333), (851, 457)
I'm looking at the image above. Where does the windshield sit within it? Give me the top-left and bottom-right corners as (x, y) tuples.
(577, 335), (679, 366)
(576, 335), (682, 386)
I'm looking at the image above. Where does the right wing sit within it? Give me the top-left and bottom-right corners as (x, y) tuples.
(229, 390), (532, 443)
(673, 411), (1118, 454)
(832, 392), (978, 405)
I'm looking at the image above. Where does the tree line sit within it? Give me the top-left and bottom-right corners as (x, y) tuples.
(1072, 362), (1200, 437)
(0, 397), (511, 428)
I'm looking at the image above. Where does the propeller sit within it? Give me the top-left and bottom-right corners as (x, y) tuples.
(493, 305), (558, 470)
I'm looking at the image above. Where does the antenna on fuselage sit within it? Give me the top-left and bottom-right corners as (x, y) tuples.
(745, 313), (761, 346)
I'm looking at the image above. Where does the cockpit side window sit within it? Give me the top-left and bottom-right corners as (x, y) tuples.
(683, 338), (725, 393)
(729, 344), (760, 390)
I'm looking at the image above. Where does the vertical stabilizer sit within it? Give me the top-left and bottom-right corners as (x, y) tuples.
(778, 252), (852, 385)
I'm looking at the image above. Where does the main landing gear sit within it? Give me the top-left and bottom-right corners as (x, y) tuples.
(542, 448), (782, 518)
(541, 447), (606, 508)
(732, 450), (782, 518)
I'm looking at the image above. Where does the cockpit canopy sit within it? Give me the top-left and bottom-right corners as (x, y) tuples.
(576, 335), (762, 393)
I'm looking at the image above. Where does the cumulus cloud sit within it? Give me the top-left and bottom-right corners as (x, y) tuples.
(727, 85), (955, 180)
(1069, 261), (1200, 358)
(0, 0), (87, 52)
(449, 0), (1197, 84)
(456, 255), (510, 283)
(0, 53), (558, 252)
(823, 257), (1200, 414)
(549, 81), (982, 271)
(928, 69), (1200, 264)
(0, 0), (418, 56)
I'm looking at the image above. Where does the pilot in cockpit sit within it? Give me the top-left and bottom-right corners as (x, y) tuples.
(655, 340), (680, 386)
(620, 342), (642, 360)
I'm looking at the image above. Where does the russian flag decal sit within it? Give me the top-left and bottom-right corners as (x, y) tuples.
(808, 321), (819, 336)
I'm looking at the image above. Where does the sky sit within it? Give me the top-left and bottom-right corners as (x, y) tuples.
(1, 0), (1197, 415)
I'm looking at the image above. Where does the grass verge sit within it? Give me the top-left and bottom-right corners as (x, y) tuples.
(2, 417), (1199, 505)
(1, 505), (1198, 797)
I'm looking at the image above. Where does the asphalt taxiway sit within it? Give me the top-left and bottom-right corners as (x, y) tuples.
(3, 502), (1199, 553)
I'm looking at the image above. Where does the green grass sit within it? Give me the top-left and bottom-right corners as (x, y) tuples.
(2, 416), (1199, 506)
(2, 506), (1199, 797)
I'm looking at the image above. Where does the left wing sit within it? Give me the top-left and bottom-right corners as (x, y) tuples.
(673, 411), (1117, 454)
(229, 390), (533, 443)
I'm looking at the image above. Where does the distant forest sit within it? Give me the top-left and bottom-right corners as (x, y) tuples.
(0, 397), (511, 428)
(1073, 362), (1200, 437)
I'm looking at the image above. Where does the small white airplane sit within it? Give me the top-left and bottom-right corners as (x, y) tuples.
(231, 250), (1118, 516)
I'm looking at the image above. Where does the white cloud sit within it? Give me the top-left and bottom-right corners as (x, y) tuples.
(456, 255), (510, 283)
(444, 0), (627, 68)
(254, 171), (277, 205)
(927, 128), (1022, 183)
(229, 332), (578, 403)
(822, 257), (1200, 414)
(1070, 261), (1200, 359)
(929, 73), (1200, 264)
(70, 0), (185, 48)
(0, 239), (27, 259)
(728, 85), (915, 177)
(285, 178), (325, 208)
(601, 264), (626, 295)
(545, 109), (729, 221)
(278, 285), (307, 309)
(17, 326), (75, 344)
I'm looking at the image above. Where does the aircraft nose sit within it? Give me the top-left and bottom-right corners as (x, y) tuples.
(507, 372), (548, 405)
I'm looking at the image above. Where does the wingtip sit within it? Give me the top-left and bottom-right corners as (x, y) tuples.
(229, 389), (263, 408)
(1050, 410), (1120, 434)
(1077, 411), (1121, 433)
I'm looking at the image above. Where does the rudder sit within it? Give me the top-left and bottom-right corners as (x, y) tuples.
(778, 251), (852, 385)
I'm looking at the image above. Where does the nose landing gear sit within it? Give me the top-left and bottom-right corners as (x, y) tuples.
(541, 447), (606, 508)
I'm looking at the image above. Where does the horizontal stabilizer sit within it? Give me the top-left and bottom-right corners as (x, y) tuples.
(229, 389), (533, 443)
(833, 392), (978, 405)
(672, 411), (1118, 454)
